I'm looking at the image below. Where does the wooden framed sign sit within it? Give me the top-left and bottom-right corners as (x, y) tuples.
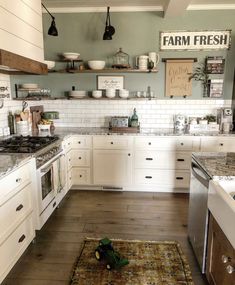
(165, 59), (193, 97)
(97, 75), (124, 90)
(160, 30), (231, 51)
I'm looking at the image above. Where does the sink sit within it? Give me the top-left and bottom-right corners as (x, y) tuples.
(208, 180), (235, 248)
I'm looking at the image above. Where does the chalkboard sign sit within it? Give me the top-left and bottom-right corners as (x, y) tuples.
(165, 59), (193, 97)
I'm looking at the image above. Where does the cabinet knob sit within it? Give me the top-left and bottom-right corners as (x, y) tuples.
(80, 175), (82, 178)
(128, 153), (131, 156)
(180, 142), (184, 146)
(18, 234), (26, 243)
(110, 142), (114, 144)
(78, 141), (81, 144)
(226, 265), (235, 274)
(148, 142), (151, 145)
(16, 178), (22, 183)
(78, 157), (82, 160)
(53, 201), (57, 208)
(222, 255), (231, 263)
(16, 204), (24, 211)
(220, 143), (224, 146)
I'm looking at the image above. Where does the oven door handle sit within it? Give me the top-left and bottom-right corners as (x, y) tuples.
(41, 165), (53, 173)
(191, 162), (210, 188)
(40, 152), (65, 173)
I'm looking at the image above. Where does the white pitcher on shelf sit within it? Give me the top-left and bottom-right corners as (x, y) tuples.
(136, 53), (160, 70)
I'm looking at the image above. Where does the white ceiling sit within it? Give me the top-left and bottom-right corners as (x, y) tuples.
(42, 0), (235, 15)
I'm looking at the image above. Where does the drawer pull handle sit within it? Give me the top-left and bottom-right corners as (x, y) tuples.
(222, 255), (231, 263)
(78, 141), (81, 144)
(80, 175), (82, 178)
(148, 142), (152, 145)
(78, 157), (82, 160)
(128, 153), (131, 156)
(111, 142), (114, 144)
(146, 158), (153, 161)
(53, 201), (57, 208)
(145, 176), (152, 179)
(177, 159), (185, 162)
(226, 265), (235, 274)
(16, 178), (22, 183)
(180, 142), (184, 146)
(18, 234), (26, 243)
(176, 177), (184, 180)
(220, 143), (224, 146)
(16, 204), (24, 211)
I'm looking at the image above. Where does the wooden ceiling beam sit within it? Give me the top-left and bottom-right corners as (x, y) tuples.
(164, 0), (192, 17)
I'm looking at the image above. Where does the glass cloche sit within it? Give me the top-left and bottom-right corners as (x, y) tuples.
(112, 48), (130, 69)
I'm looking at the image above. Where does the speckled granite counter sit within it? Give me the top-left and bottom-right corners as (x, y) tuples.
(192, 152), (235, 180)
(0, 154), (32, 179)
(52, 127), (235, 138)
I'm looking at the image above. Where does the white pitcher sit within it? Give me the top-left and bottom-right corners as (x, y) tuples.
(148, 52), (160, 69)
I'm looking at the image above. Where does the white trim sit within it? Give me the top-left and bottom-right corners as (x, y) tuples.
(42, 6), (163, 13)
(188, 4), (235, 10)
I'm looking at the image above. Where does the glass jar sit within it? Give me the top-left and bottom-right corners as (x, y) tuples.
(112, 48), (130, 69)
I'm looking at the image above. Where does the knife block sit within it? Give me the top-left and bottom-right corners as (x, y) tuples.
(30, 105), (44, 132)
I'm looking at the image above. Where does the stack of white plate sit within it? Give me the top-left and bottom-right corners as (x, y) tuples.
(69, 90), (87, 98)
(63, 52), (80, 60)
(19, 83), (38, 89)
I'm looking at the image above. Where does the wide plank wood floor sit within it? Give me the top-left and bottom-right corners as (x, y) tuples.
(3, 190), (208, 285)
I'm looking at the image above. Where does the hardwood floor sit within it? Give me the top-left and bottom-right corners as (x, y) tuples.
(3, 190), (208, 285)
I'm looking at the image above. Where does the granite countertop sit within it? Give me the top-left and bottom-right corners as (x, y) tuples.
(52, 127), (235, 138)
(192, 152), (235, 180)
(0, 153), (32, 179)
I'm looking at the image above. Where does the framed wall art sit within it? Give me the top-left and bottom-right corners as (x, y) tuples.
(97, 75), (124, 90)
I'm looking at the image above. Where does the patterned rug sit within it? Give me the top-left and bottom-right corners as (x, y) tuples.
(70, 238), (194, 285)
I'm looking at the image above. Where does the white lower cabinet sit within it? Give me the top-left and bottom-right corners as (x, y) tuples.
(93, 150), (132, 187)
(0, 159), (36, 284)
(72, 168), (91, 185)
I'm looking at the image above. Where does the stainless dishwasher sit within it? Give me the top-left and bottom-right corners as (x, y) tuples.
(188, 157), (212, 274)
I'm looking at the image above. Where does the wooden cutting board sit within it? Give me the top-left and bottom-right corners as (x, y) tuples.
(30, 105), (44, 131)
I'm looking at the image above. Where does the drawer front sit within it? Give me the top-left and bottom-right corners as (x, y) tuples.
(0, 184), (32, 243)
(0, 214), (35, 283)
(93, 136), (133, 150)
(0, 163), (31, 205)
(62, 136), (73, 151)
(201, 137), (235, 152)
(70, 136), (92, 149)
(135, 137), (198, 151)
(134, 169), (190, 188)
(67, 150), (91, 167)
(72, 168), (91, 185)
(135, 151), (190, 170)
(38, 199), (58, 230)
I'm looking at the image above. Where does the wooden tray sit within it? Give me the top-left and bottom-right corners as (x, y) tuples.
(109, 127), (140, 133)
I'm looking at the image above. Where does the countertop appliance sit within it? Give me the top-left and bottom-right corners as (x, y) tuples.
(188, 156), (212, 273)
(217, 108), (233, 131)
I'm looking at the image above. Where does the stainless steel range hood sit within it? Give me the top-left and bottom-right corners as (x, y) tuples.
(0, 49), (48, 75)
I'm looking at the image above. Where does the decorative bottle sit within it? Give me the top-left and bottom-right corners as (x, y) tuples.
(8, 111), (15, 134)
(131, 108), (138, 127)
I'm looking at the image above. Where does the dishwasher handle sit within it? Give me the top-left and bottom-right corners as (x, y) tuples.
(191, 161), (210, 188)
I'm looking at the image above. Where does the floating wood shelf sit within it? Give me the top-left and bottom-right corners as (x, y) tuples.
(13, 96), (158, 101)
(49, 68), (158, 74)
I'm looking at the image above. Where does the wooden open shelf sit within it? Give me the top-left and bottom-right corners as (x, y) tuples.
(49, 68), (158, 74)
(13, 96), (157, 101)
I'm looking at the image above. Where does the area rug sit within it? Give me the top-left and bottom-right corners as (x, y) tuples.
(70, 238), (194, 285)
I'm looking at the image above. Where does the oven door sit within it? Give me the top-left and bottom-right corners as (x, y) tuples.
(38, 162), (56, 214)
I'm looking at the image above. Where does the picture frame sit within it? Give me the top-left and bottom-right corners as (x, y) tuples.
(97, 75), (124, 90)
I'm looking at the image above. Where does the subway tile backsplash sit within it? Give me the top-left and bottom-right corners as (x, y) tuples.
(0, 73), (232, 131)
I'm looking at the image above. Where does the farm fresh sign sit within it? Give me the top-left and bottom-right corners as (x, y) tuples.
(160, 30), (231, 51)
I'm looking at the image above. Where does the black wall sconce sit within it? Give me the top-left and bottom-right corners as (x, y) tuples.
(103, 7), (115, 40)
(42, 3), (58, 36)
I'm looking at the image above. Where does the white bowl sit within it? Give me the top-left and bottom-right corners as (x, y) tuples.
(119, 89), (129, 99)
(92, 90), (102, 99)
(88, 60), (105, 70)
(44, 60), (55, 69)
(63, 52), (80, 60)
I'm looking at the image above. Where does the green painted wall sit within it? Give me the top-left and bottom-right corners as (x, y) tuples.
(12, 10), (235, 99)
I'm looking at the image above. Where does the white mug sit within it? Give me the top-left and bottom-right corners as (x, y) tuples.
(136, 55), (149, 70)
(148, 52), (160, 68)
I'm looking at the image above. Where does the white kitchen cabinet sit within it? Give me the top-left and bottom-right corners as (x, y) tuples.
(93, 136), (133, 150)
(93, 149), (132, 187)
(201, 137), (235, 152)
(0, 0), (44, 62)
(0, 159), (36, 284)
(65, 136), (92, 187)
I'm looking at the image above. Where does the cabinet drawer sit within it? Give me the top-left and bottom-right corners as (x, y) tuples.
(0, 163), (31, 205)
(134, 169), (190, 188)
(0, 184), (32, 244)
(135, 137), (199, 151)
(135, 151), (190, 170)
(0, 214), (34, 283)
(201, 137), (235, 152)
(93, 136), (133, 150)
(67, 150), (91, 167)
(70, 136), (92, 149)
(72, 168), (91, 185)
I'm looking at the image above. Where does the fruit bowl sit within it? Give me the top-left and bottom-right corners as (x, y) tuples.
(88, 60), (105, 70)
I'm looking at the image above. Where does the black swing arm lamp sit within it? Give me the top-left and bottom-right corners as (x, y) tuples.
(42, 3), (58, 36)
